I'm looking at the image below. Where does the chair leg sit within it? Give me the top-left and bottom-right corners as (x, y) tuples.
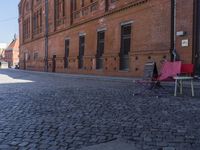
(180, 80), (183, 95)
(191, 80), (194, 97)
(174, 79), (178, 96)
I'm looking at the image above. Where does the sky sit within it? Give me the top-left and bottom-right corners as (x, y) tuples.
(0, 0), (20, 45)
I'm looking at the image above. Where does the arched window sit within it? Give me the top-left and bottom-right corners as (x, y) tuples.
(33, 8), (43, 35)
(55, 0), (65, 26)
(23, 17), (31, 40)
(18, 3), (22, 15)
(25, 2), (30, 12)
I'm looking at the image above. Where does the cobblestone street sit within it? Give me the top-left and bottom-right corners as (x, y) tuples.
(0, 69), (200, 150)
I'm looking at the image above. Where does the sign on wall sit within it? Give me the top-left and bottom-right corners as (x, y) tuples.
(181, 39), (189, 47)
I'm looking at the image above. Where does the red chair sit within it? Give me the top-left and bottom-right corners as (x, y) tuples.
(173, 64), (194, 96)
(181, 64), (194, 76)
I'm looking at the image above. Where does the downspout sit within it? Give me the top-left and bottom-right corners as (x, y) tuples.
(193, 0), (200, 75)
(171, 0), (177, 61)
(45, 0), (49, 72)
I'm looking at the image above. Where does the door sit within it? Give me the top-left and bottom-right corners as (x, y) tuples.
(23, 53), (26, 70)
(78, 35), (85, 69)
(195, 0), (200, 75)
(64, 39), (70, 68)
(52, 55), (56, 72)
(96, 31), (105, 69)
(120, 23), (132, 70)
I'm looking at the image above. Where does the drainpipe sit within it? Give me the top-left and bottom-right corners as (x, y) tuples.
(171, 0), (177, 61)
(44, 0), (49, 72)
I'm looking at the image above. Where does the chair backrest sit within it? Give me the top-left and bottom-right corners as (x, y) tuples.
(181, 64), (194, 76)
(158, 61), (181, 81)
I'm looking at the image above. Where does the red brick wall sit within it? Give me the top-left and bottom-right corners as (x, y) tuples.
(19, 0), (195, 77)
(176, 0), (194, 64)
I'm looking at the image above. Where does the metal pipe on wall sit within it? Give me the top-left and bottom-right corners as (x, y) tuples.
(44, 0), (49, 72)
(172, 0), (177, 61)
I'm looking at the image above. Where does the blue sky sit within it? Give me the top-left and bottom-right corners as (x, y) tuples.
(0, 0), (19, 44)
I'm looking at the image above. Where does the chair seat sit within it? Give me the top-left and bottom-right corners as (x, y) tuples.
(173, 76), (193, 80)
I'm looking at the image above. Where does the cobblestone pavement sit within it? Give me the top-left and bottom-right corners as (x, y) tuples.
(0, 69), (200, 150)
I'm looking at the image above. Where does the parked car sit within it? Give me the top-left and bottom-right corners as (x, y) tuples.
(15, 65), (19, 69)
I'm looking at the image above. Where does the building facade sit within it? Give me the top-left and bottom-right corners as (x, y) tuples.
(18, 0), (200, 77)
(0, 43), (7, 60)
(4, 38), (19, 68)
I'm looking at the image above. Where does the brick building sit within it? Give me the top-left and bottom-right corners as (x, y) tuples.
(18, 0), (200, 77)
(0, 43), (7, 60)
(4, 38), (19, 68)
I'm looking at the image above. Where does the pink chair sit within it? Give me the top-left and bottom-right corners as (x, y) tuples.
(135, 61), (181, 89)
(157, 61), (182, 81)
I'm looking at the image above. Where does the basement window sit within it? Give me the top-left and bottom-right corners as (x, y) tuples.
(34, 52), (39, 61)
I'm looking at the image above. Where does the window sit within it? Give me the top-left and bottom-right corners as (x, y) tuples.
(33, 8), (42, 35)
(73, 0), (77, 11)
(19, 4), (22, 15)
(121, 24), (131, 55)
(64, 39), (70, 68)
(81, 0), (85, 7)
(78, 35), (85, 69)
(96, 31), (105, 69)
(25, 2), (30, 12)
(55, 0), (65, 26)
(34, 52), (39, 60)
(23, 17), (31, 40)
(27, 53), (31, 61)
(111, 0), (118, 3)
(120, 23), (132, 70)
(36, 0), (42, 4)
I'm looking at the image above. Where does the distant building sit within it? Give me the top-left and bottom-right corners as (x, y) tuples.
(0, 43), (7, 60)
(4, 38), (19, 68)
(18, 0), (200, 77)
(0, 61), (8, 69)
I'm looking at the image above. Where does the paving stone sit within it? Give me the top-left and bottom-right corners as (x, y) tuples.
(0, 69), (199, 149)
(18, 142), (29, 147)
(78, 139), (137, 150)
(162, 147), (175, 150)
(0, 144), (11, 149)
(9, 141), (19, 146)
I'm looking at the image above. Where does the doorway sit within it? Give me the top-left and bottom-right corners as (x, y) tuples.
(64, 39), (70, 68)
(195, 0), (200, 75)
(96, 31), (105, 70)
(23, 53), (26, 70)
(78, 35), (85, 69)
(52, 55), (56, 72)
(119, 23), (132, 70)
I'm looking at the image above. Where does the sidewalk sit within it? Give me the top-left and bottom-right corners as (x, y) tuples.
(13, 68), (200, 87)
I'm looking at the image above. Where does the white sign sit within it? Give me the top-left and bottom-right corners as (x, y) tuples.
(182, 39), (189, 47)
